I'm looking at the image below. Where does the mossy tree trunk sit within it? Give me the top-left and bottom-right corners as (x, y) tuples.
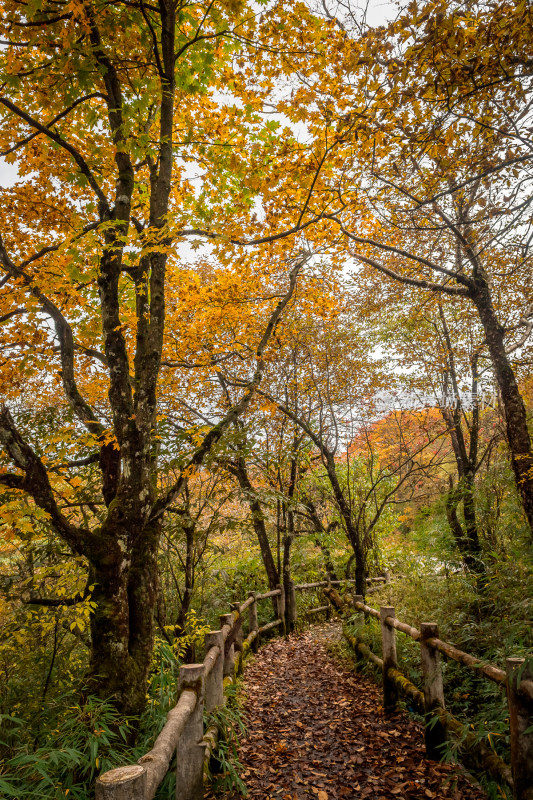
(87, 517), (161, 716)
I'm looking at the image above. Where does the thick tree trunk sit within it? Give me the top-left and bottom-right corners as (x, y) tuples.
(472, 282), (533, 536)
(461, 473), (482, 565)
(87, 517), (160, 718)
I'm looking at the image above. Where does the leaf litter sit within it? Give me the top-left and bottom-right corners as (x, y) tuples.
(214, 623), (487, 800)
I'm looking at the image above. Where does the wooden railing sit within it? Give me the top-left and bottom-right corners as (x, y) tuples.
(95, 579), (353, 800)
(334, 590), (533, 800)
(95, 577), (532, 800)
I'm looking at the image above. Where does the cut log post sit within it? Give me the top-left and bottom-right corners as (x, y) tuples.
(287, 579), (297, 632)
(353, 594), (365, 664)
(95, 765), (147, 800)
(248, 592), (259, 651)
(175, 664), (205, 800)
(506, 657), (533, 800)
(230, 603), (243, 650)
(380, 606), (399, 712)
(204, 630), (224, 712)
(230, 603), (244, 674)
(384, 570), (391, 584)
(420, 622), (447, 760)
(220, 614), (235, 678)
(276, 583), (286, 636)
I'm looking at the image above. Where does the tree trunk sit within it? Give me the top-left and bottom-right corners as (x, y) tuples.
(472, 281), (533, 536)
(445, 478), (482, 574)
(323, 453), (366, 594)
(301, 495), (339, 580)
(233, 456), (280, 590)
(87, 517), (160, 718)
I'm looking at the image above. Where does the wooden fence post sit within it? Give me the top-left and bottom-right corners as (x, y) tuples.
(420, 622), (447, 760)
(204, 630), (224, 712)
(248, 592), (259, 651)
(287, 579), (297, 632)
(220, 613), (235, 678)
(230, 603), (243, 674)
(506, 657), (533, 800)
(277, 583), (286, 635)
(95, 765), (147, 800)
(325, 576), (332, 620)
(176, 664), (205, 800)
(380, 606), (398, 712)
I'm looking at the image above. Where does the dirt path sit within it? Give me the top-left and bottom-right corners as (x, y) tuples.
(225, 624), (486, 800)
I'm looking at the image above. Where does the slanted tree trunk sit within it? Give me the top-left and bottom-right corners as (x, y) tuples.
(471, 280), (533, 536)
(231, 456), (280, 590)
(300, 496), (339, 581)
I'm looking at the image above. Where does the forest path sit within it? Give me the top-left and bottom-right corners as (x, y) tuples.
(222, 622), (487, 800)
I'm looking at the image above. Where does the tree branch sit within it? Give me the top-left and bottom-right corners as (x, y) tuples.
(1, 93), (108, 157)
(0, 97), (110, 212)
(0, 404), (89, 554)
(0, 234), (105, 438)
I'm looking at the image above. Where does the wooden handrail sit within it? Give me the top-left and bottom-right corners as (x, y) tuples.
(139, 687), (198, 800)
(302, 604), (330, 615)
(238, 594), (256, 613)
(203, 644), (221, 678)
(259, 618), (283, 633)
(346, 597), (533, 798)
(255, 588), (282, 600)
(383, 615), (420, 640)
(354, 600), (380, 620)
(426, 635), (507, 686)
(294, 581), (329, 590)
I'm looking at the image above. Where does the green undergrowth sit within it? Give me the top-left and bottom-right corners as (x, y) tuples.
(0, 623), (209, 799)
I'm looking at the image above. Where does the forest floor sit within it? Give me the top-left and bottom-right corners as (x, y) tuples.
(215, 622), (487, 800)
